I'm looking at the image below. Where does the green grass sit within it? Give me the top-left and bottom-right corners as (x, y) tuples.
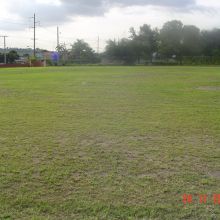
(0, 66), (220, 219)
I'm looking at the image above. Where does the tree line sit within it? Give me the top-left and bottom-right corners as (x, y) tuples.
(58, 20), (220, 65)
(0, 50), (19, 64)
(105, 20), (220, 65)
(2, 20), (220, 65)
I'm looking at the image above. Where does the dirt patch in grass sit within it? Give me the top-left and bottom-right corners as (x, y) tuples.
(197, 86), (220, 91)
(208, 171), (220, 179)
(138, 169), (176, 180)
(0, 88), (14, 97)
(112, 72), (152, 79)
(77, 134), (119, 149)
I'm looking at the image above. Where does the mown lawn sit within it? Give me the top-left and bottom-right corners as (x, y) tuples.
(0, 66), (219, 219)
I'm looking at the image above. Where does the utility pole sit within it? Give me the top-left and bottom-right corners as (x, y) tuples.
(57, 26), (60, 49)
(33, 13), (36, 57)
(0, 36), (8, 64)
(31, 13), (39, 57)
(97, 36), (100, 54)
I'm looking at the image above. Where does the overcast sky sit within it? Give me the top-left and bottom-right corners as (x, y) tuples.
(0, 0), (220, 51)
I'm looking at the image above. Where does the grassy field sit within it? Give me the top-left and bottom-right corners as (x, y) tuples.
(0, 66), (220, 219)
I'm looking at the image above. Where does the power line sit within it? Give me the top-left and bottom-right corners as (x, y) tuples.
(0, 36), (8, 64)
(31, 13), (40, 57)
(57, 26), (60, 49)
(97, 36), (100, 54)
(34, 14), (36, 57)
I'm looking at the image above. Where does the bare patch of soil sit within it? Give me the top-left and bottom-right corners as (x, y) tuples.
(209, 171), (220, 179)
(197, 86), (220, 91)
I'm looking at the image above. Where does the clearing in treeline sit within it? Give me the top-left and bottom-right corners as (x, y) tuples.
(0, 66), (219, 219)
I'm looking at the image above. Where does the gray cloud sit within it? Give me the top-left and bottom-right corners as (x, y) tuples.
(108, 0), (195, 7)
(2, 0), (198, 29)
(61, 0), (196, 16)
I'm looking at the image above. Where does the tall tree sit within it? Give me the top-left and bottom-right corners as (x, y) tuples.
(129, 25), (158, 63)
(70, 39), (99, 64)
(7, 50), (19, 63)
(105, 40), (119, 61)
(182, 25), (201, 56)
(201, 29), (220, 57)
(56, 43), (69, 65)
(105, 39), (136, 64)
(159, 20), (183, 61)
